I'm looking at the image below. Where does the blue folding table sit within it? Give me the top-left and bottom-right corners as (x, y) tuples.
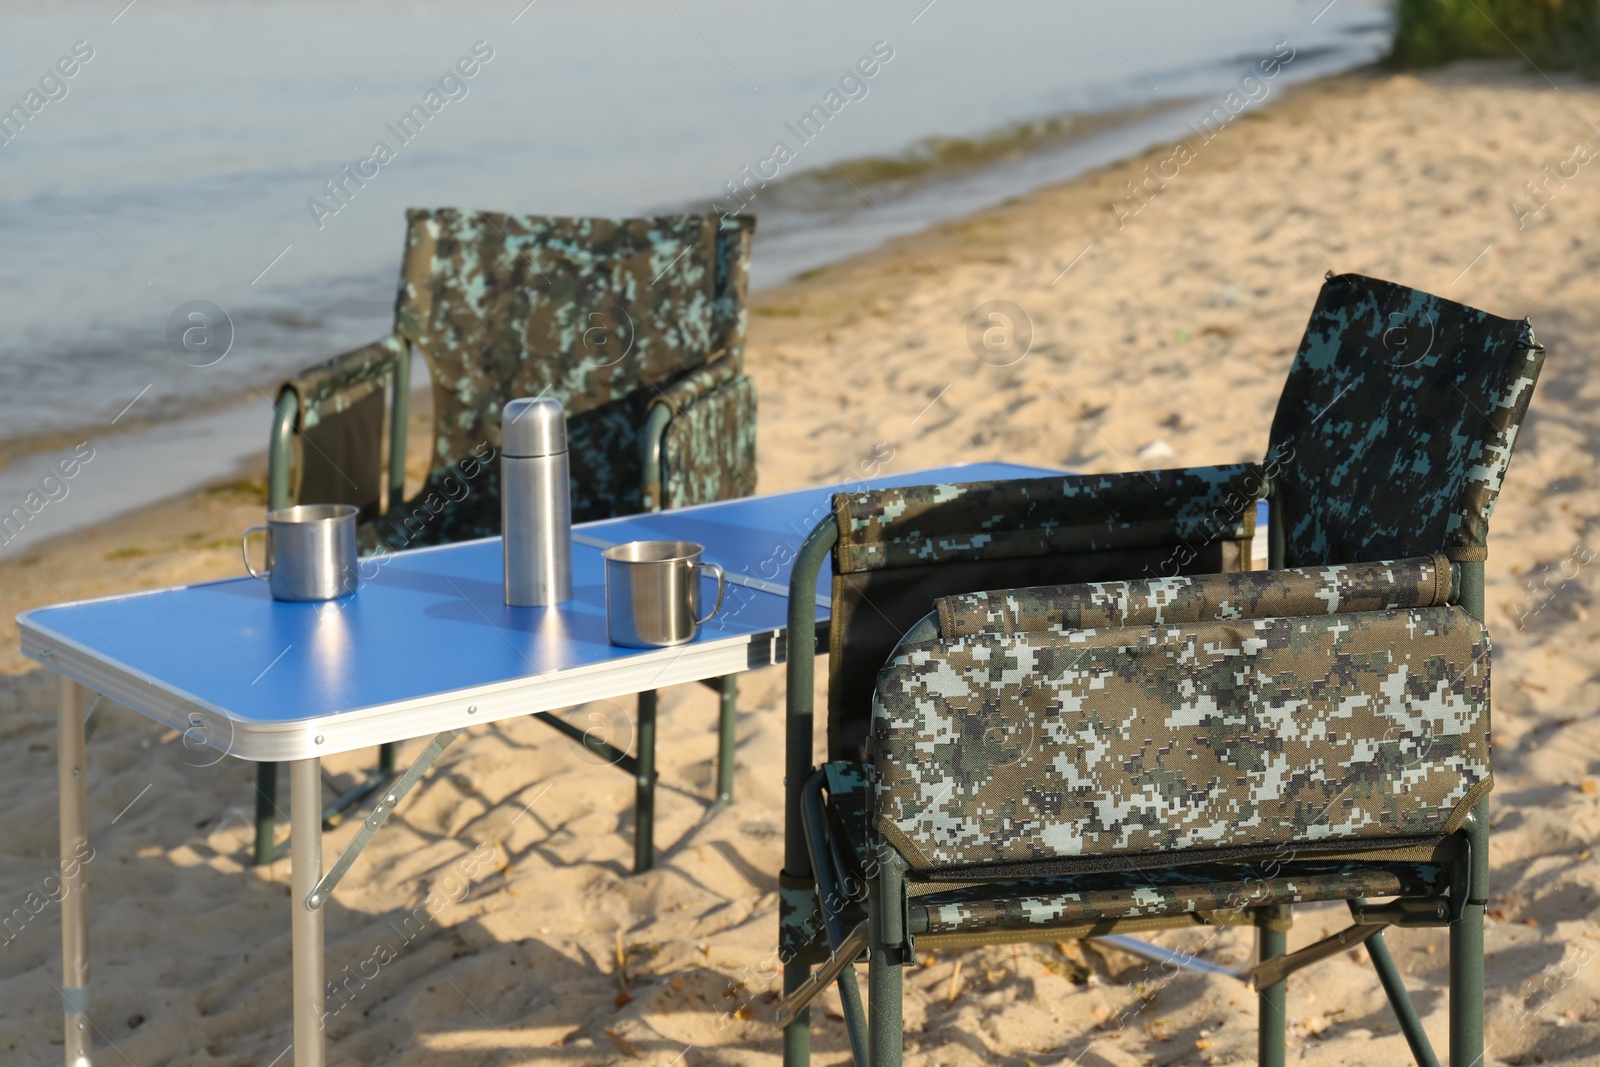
(18, 461), (1065, 1067)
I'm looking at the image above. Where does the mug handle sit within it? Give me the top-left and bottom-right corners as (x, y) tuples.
(694, 561), (725, 624)
(241, 526), (271, 582)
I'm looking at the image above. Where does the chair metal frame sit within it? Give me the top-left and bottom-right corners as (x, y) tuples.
(777, 494), (1492, 1067)
(250, 210), (756, 872)
(768, 268), (1543, 1067)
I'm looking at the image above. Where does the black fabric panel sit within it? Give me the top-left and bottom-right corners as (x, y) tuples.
(910, 834), (1445, 883)
(370, 378), (656, 550)
(297, 386), (385, 523)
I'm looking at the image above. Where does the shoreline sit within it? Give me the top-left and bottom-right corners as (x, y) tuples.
(0, 40), (1382, 550)
(1, 97), (1204, 478)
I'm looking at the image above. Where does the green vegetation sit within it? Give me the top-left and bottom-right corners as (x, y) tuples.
(196, 475), (268, 505)
(799, 106), (1170, 191)
(1388, 0), (1600, 76)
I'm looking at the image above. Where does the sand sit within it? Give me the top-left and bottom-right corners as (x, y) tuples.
(5, 61), (1600, 1066)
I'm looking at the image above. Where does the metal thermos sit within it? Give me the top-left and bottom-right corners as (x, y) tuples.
(501, 397), (572, 606)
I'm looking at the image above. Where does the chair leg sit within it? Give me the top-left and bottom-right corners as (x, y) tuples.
(714, 675), (738, 807)
(1450, 903), (1486, 1067)
(1368, 929), (1441, 1067)
(633, 690), (657, 874)
(779, 776), (821, 1067)
(1257, 906), (1291, 1067)
(868, 851), (907, 1067)
(782, 957), (813, 1067)
(1452, 798), (1490, 1067)
(253, 761), (278, 866)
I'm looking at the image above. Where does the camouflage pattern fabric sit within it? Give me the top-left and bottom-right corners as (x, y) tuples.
(710, 214), (753, 360)
(282, 336), (404, 429)
(642, 353), (757, 511)
(917, 860), (1446, 933)
(660, 376), (758, 510)
(871, 603), (1491, 874)
(650, 351), (743, 415)
(833, 465), (1259, 575)
(396, 208), (754, 539)
(779, 872), (830, 965)
(937, 554), (1452, 637)
(297, 208), (758, 548)
(1268, 272), (1545, 566)
(778, 765), (873, 966)
(822, 760), (876, 881)
(366, 393), (645, 549)
(396, 209), (751, 467)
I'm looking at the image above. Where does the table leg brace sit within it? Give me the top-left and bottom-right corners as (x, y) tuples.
(290, 758), (325, 1067)
(58, 676), (91, 1067)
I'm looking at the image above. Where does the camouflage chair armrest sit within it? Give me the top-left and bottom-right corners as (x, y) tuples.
(833, 464), (1262, 574)
(646, 350), (741, 418)
(641, 352), (754, 511)
(280, 335), (407, 429)
(870, 580), (1492, 879)
(269, 335), (407, 511)
(936, 554), (1456, 636)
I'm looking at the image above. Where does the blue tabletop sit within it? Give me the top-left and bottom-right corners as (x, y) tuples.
(577, 460), (1056, 604)
(16, 462), (1062, 760)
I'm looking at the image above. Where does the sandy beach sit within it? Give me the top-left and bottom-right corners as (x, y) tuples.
(5, 61), (1600, 1066)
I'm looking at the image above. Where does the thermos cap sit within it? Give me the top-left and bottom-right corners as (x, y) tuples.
(501, 397), (568, 458)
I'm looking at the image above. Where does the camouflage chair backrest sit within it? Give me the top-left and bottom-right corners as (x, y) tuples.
(1267, 273), (1544, 568)
(826, 466), (1260, 761)
(388, 208), (754, 542)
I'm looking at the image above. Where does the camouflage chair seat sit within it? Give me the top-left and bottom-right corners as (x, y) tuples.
(812, 759), (1448, 943)
(776, 273), (1544, 1067)
(256, 209), (758, 871)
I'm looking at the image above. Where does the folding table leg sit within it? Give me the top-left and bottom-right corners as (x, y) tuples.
(289, 758), (325, 1067)
(714, 676), (738, 808)
(634, 691), (657, 874)
(254, 762), (279, 866)
(58, 675), (91, 1067)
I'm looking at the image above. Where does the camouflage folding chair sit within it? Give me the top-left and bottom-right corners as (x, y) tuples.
(775, 273), (1544, 1067)
(254, 208), (758, 872)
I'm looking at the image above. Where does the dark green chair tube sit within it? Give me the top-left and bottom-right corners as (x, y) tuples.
(782, 519), (837, 1067)
(633, 690), (657, 873)
(715, 675), (738, 806)
(1366, 926), (1441, 1067)
(1258, 907), (1290, 1067)
(868, 850), (908, 1067)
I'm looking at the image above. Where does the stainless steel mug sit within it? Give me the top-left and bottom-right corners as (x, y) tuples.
(603, 540), (726, 648)
(241, 504), (360, 602)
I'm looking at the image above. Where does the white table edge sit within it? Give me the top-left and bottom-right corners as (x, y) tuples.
(17, 617), (786, 762)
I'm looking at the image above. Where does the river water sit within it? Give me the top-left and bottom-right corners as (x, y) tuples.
(0, 0), (1389, 557)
